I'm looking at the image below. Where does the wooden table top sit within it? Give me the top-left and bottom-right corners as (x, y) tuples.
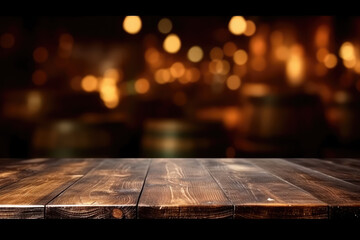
(0, 158), (359, 219)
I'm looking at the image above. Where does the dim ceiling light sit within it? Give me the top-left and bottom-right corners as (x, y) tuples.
(158, 18), (173, 34)
(163, 34), (181, 54)
(123, 16), (142, 35)
(228, 16), (246, 35)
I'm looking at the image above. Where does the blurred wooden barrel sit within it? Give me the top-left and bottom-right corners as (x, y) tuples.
(1, 89), (106, 120)
(0, 89), (108, 157)
(236, 91), (326, 157)
(325, 91), (360, 145)
(141, 119), (227, 158)
(31, 113), (132, 157)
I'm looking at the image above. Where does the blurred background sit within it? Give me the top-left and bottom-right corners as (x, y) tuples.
(1, 16), (360, 158)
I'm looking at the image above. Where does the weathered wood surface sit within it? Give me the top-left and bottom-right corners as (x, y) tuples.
(249, 158), (360, 219)
(0, 158), (359, 219)
(285, 158), (360, 186)
(201, 158), (328, 219)
(0, 158), (100, 219)
(322, 158), (360, 170)
(46, 158), (150, 219)
(138, 158), (233, 219)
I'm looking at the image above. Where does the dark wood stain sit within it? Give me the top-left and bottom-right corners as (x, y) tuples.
(201, 158), (328, 219)
(249, 158), (360, 219)
(0, 158), (99, 219)
(138, 158), (233, 219)
(46, 158), (150, 219)
(285, 158), (360, 186)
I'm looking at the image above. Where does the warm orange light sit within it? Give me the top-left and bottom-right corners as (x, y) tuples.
(163, 34), (181, 54)
(274, 46), (289, 61)
(33, 47), (49, 63)
(315, 25), (330, 48)
(242, 83), (270, 97)
(314, 63), (328, 77)
(270, 31), (283, 46)
(228, 16), (246, 35)
(104, 68), (122, 82)
(244, 20), (256, 37)
(250, 36), (266, 56)
(339, 42), (355, 61)
(210, 47), (224, 60)
(189, 67), (201, 82)
(218, 60), (230, 75)
(145, 48), (161, 66)
(135, 78), (150, 94)
(81, 75), (98, 92)
(343, 59), (356, 69)
(316, 48), (329, 63)
(226, 75), (241, 90)
(323, 53), (337, 69)
(32, 70), (47, 86)
(170, 62), (185, 78)
(354, 62), (360, 74)
(0, 33), (15, 49)
(187, 46), (204, 63)
(158, 18), (172, 34)
(223, 41), (237, 57)
(251, 56), (266, 72)
(286, 52), (304, 86)
(233, 49), (248, 65)
(123, 16), (142, 34)
(155, 68), (172, 84)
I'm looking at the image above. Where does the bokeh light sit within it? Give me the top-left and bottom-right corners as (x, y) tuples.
(81, 75), (98, 92)
(135, 78), (150, 94)
(226, 75), (241, 90)
(123, 16), (142, 34)
(233, 50), (248, 65)
(187, 46), (204, 63)
(163, 34), (181, 54)
(158, 18), (173, 34)
(228, 16), (246, 35)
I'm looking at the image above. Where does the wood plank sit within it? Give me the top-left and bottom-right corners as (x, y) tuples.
(249, 158), (360, 219)
(138, 158), (233, 219)
(0, 159), (55, 189)
(0, 158), (100, 219)
(322, 158), (360, 170)
(201, 159), (328, 219)
(285, 158), (360, 186)
(46, 158), (150, 219)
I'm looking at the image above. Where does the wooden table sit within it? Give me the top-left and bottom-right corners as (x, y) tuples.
(0, 158), (359, 219)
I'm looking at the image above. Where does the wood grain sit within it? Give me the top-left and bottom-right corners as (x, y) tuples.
(322, 158), (360, 170)
(285, 158), (360, 186)
(249, 158), (360, 219)
(46, 158), (150, 219)
(0, 158), (99, 219)
(138, 159), (233, 219)
(201, 158), (328, 219)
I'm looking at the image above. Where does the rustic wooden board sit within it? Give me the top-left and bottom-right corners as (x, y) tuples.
(138, 158), (233, 219)
(0, 158), (99, 219)
(46, 158), (150, 219)
(201, 158), (328, 219)
(249, 158), (360, 219)
(285, 158), (360, 186)
(322, 158), (360, 170)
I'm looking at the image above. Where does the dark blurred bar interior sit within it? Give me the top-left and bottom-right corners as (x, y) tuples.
(1, 16), (360, 158)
